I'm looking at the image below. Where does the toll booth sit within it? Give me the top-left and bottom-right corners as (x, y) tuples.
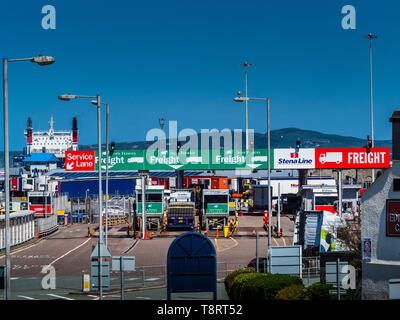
(90, 243), (111, 291)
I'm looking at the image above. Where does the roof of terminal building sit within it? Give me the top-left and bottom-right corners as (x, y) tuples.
(22, 153), (59, 163)
(44, 168), (333, 181)
(45, 170), (209, 180)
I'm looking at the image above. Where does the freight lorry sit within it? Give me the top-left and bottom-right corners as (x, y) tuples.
(293, 210), (346, 256)
(248, 185), (272, 214)
(201, 189), (229, 230)
(166, 189), (196, 230)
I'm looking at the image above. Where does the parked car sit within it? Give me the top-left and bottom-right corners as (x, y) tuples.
(247, 257), (268, 272)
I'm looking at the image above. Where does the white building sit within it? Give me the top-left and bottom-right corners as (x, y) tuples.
(361, 111), (400, 300)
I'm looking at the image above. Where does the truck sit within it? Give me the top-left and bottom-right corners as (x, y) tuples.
(201, 189), (229, 230)
(299, 184), (338, 214)
(248, 185), (272, 214)
(293, 210), (346, 256)
(166, 190), (196, 230)
(136, 185), (165, 231)
(27, 191), (52, 216)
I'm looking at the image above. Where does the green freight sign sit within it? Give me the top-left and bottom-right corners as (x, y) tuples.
(137, 202), (163, 215)
(95, 149), (273, 171)
(205, 204), (229, 214)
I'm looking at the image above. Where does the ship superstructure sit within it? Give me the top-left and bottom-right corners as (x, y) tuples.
(24, 116), (78, 160)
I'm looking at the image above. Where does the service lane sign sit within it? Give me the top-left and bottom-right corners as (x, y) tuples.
(274, 148), (315, 169)
(315, 148), (390, 169)
(65, 150), (95, 171)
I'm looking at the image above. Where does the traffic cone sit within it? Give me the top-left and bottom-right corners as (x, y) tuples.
(216, 228), (219, 239)
(144, 229), (148, 240)
(205, 231), (208, 237)
(149, 232), (153, 239)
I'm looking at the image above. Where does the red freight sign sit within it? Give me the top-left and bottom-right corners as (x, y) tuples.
(386, 200), (400, 237)
(315, 148), (390, 169)
(65, 150), (95, 171)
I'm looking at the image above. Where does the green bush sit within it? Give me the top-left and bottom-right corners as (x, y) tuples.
(224, 268), (255, 297)
(229, 273), (303, 300)
(275, 284), (307, 300)
(305, 283), (335, 301)
(229, 272), (261, 300)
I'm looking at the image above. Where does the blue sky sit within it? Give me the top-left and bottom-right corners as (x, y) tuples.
(1, 0), (399, 150)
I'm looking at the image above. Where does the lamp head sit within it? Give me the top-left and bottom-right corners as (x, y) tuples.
(58, 94), (76, 101)
(32, 55), (55, 66)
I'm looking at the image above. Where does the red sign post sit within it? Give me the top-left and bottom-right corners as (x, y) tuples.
(65, 150), (95, 171)
(315, 147), (390, 169)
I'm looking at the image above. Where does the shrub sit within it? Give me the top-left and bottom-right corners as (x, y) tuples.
(229, 272), (303, 300)
(224, 268), (255, 297)
(305, 283), (335, 301)
(275, 284), (307, 300)
(229, 272), (261, 300)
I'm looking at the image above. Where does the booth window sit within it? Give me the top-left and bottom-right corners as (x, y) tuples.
(393, 179), (400, 192)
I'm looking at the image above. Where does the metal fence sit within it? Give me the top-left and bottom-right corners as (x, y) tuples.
(0, 211), (35, 249)
(37, 214), (58, 237)
(106, 261), (229, 291)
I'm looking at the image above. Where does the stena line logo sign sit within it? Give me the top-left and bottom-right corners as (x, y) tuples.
(274, 149), (315, 169)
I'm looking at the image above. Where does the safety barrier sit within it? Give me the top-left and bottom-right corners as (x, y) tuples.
(37, 214), (58, 237)
(102, 214), (128, 227)
(0, 210), (35, 249)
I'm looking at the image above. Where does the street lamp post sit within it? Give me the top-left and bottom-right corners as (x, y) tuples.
(58, 93), (104, 299)
(92, 100), (110, 248)
(240, 62), (252, 151)
(233, 95), (272, 272)
(3, 55), (55, 300)
(364, 33), (377, 183)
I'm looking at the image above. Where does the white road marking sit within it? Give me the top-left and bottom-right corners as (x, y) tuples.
(136, 296), (151, 299)
(47, 293), (74, 300)
(11, 277), (20, 280)
(46, 238), (91, 268)
(18, 295), (37, 300)
(146, 278), (160, 281)
(126, 277), (139, 281)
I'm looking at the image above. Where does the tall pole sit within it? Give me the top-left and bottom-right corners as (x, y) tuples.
(267, 98), (272, 273)
(3, 58), (10, 300)
(365, 33), (377, 183)
(338, 170), (342, 218)
(96, 94), (103, 300)
(277, 183), (281, 236)
(142, 175), (147, 239)
(241, 62), (251, 151)
(105, 103), (109, 248)
(245, 66), (248, 152)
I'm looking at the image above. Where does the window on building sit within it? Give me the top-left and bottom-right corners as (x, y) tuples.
(393, 179), (400, 192)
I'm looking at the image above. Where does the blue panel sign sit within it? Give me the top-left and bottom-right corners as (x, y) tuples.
(167, 232), (217, 300)
(362, 238), (372, 262)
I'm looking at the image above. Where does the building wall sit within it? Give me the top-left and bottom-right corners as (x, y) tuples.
(59, 178), (137, 198)
(361, 160), (400, 299)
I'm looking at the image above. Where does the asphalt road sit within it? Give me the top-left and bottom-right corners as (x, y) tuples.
(0, 215), (294, 300)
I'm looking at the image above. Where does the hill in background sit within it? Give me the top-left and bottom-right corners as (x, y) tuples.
(79, 127), (392, 150)
(2, 127), (392, 167)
